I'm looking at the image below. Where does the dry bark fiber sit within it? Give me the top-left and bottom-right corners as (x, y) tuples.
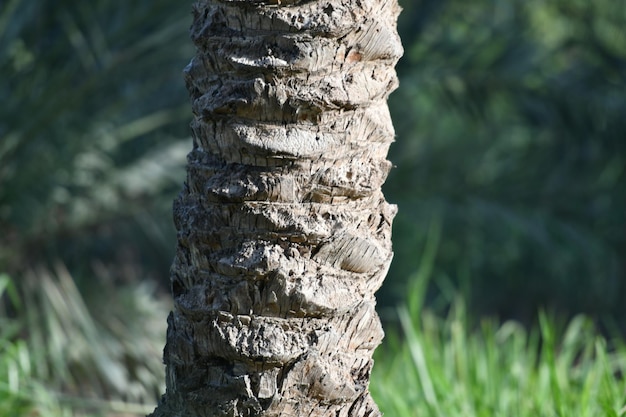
(150, 0), (402, 416)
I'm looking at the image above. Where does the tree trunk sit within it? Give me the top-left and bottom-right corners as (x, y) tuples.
(149, 1), (402, 416)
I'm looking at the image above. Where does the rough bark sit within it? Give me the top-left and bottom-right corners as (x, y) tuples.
(150, 1), (402, 416)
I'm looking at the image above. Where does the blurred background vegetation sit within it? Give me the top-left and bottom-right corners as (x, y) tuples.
(1, 0), (624, 415)
(384, 0), (626, 325)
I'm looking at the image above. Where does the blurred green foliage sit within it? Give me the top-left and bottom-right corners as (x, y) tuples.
(0, 0), (193, 279)
(383, 0), (626, 324)
(0, 0), (193, 411)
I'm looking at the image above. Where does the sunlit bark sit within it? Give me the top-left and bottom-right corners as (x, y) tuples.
(150, 0), (402, 415)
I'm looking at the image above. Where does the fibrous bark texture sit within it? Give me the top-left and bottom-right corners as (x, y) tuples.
(150, 1), (402, 416)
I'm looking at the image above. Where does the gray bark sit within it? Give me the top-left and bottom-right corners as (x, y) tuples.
(150, 0), (402, 416)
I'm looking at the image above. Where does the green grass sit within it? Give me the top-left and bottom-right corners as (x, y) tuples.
(0, 271), (168, 417)
(372, 300), (626, 417)
(0, 273), (71, 416)
(372, 219), (626, 416)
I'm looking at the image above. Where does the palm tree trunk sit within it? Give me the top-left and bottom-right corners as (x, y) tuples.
(150, 0), (402, 416)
